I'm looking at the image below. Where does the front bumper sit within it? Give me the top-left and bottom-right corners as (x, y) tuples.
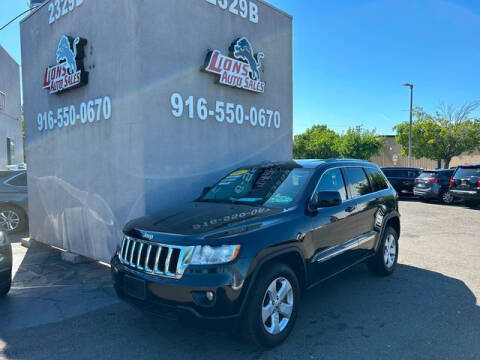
(111, 254), (252, 322)
(0, 245), (12, 285)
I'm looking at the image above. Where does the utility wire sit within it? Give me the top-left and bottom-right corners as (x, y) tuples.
(0, 6), (39, 32)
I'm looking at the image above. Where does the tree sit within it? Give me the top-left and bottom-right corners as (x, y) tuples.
(394, 102), (480, 168)
(334, 126), (385, 160)
(293, 125), (384, 160)
(293, 125), (340, 159)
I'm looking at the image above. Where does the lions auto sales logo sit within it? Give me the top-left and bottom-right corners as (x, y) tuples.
(204, 37), (265, 93)
(43, 35), (88, 94)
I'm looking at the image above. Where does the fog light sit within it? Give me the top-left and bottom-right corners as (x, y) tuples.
(206, 291), (215, 301)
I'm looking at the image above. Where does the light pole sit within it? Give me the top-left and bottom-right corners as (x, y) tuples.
(403, 83), (414, 167)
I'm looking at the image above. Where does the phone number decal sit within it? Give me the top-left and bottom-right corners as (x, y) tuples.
(170, 93), (281, 129)
(36, 96), (112, 132)
(204, 0), (259, 24)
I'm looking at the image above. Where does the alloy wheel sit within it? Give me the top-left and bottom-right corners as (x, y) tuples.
(383, 234), (397, 269)
(442, 192), (454, 204)
(261, 277), (294, 335)
(0, 210), (20, 232)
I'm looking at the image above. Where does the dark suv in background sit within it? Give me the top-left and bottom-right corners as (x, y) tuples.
(0, 171), (28, 234)
(450, 165), (480, 207)
(414, 169), (456, 204)
(111, 159), (400, 347)
(381, 167), (422, 197)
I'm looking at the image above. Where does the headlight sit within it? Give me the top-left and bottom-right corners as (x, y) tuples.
(0, 232), (9, 246)
(190, 245), (241, 265)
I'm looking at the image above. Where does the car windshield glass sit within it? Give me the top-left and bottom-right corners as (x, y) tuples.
(455, 167), (480, 178)
(199, 167), (313, 207)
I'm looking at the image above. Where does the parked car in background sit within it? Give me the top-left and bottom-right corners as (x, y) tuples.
(414, 169), (456, 204)
(112, 159), (401, 347)
(450, 164), (480, 207)
(0, 231), (12, 296)
(381, 167), (422, 197)
(0, 171), (28, 233)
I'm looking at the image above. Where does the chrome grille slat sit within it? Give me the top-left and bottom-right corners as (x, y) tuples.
(119, 236), (194, 279)
(136, 243), (144, 269)
(144, 244), (153, 272)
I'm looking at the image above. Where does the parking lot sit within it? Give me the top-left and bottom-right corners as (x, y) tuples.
(1, 200), (479, 360)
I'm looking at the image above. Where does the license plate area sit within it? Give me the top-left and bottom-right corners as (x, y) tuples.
(123, 275), (146, 300)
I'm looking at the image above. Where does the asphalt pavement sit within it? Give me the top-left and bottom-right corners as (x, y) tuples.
(1, 200), (479, 360)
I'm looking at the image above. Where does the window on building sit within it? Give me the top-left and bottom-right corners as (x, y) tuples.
(6, 138), (15, 165)
(0, 92), (5, 111)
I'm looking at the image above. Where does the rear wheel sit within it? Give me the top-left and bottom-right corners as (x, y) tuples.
(367, 226), (398, 276)
(440, 191), (454, 204)
(242, 262), (300, 348)
(0, 205), (26, 234)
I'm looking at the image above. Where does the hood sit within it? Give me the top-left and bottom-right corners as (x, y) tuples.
(124, 202), (285, 239)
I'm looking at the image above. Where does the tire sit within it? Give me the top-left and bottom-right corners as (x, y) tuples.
(367, 226), (399, 276)
(0, 277), (11, 297)
(440, 191), (454, 205)
(242, 262), (300, 348)
(0, 205), (27, 234)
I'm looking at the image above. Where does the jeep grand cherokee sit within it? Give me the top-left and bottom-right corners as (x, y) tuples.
(111, 159), (400, 347)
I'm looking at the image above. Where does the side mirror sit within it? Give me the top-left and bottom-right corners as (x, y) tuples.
(202, 186), (212, 196)
(309, 191), (342, 212)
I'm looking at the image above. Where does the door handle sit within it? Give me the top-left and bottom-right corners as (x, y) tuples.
(345, 206), (356, 213)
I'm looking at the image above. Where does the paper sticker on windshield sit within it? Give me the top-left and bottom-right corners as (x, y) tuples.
(230, 170), (249, 176)
(268, 195), (293, 203)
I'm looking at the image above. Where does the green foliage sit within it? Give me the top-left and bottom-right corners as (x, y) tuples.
(293, 125), (340, 159)
(394, 105), (480, 168)
(293, 125), (384, 160)
(334, 126), (385, 160)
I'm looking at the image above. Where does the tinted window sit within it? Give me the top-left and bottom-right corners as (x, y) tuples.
(418, 171), (436, 179)
(7, 172), (27, 186)
(344, 167), (372, 198)
(454, 167), (480, 179)
(383, 169), (407, 178)
(438, 170), (454, 178)
(408, 170), (421, 178)
(315, 168), (347, 201)
(365, 167), (388, 191)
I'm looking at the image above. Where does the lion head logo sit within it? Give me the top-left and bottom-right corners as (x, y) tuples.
(233, 37), (264, 81)
(56, 35), (80, 74)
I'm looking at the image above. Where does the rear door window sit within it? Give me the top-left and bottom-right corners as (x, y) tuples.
(344, 167), (372, 198)
(365, 167), (389, 191)
(6, 172), (27, 187)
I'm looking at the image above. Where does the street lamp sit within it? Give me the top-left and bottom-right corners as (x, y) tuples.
(403, 83), (414, 167)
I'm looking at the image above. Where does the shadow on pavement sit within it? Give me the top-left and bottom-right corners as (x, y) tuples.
(1, 246), (479, 360)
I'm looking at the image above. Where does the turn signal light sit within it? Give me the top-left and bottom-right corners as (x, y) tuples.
(449, 177), (454, 187)
(428, 178), (440, 184)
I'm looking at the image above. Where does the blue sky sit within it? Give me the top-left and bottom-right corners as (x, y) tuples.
(1, 0), (479, 135)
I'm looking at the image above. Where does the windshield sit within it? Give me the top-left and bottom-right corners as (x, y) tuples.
(455, 167), (480, 178)
(199, 167), (313, 207)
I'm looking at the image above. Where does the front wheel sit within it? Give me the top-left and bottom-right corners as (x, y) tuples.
(367, 226), (399, 276)
(242, 262), (300, 348)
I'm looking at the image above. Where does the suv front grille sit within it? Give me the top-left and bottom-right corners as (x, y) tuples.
(118, 236), (194, 279)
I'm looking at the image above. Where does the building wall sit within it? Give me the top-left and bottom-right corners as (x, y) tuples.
(21, 0), (293, 262)
(0, 46), (25, 168)
(371, 136), (480, 169)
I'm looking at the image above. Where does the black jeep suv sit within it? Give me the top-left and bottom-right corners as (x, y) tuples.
(111, 159), (400, 347)
(450, 164), (480, 207)
(381, 167), (422, 197)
